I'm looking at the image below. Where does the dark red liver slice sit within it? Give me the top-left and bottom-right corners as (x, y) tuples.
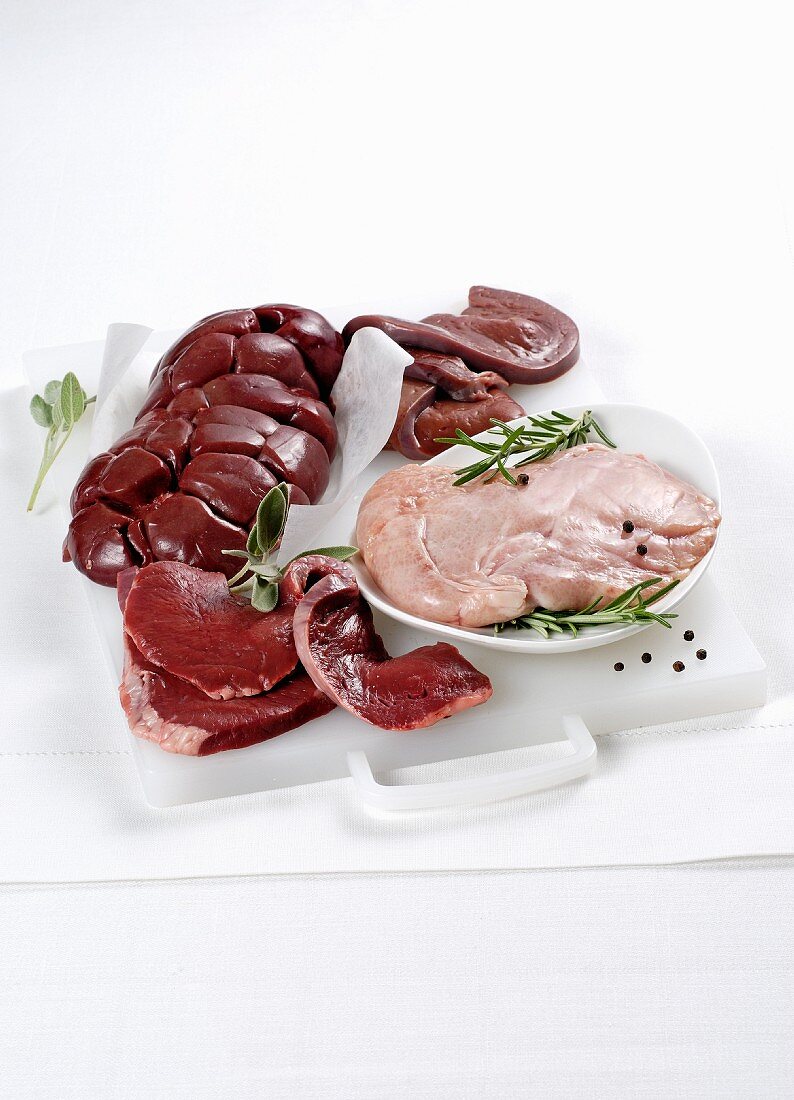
(289, 558), (493, 730)
(404, 349), (509, 401)
(388, 380), (524, 459)
(412, 387), (525, 457)
(343, 285), (579, 385)
(123, 561), (298, 699)
(120, 637), (334, 756)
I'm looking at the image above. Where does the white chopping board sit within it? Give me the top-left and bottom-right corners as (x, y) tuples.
(23, 302), (767, 809)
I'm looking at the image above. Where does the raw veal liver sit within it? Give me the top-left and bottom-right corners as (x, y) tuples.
(290, 558), (493, 729)
(119, 555), (493, 753)
(120, 637), (334, 756)
(123, 562), (298, 700)
(343, 285), (580, 385)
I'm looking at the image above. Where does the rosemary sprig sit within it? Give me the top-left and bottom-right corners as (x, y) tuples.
(27, 372), (96, 511)
(222, 483), (358, 612)
(493, 577), (680, 638)
(436, 409), (616, 486)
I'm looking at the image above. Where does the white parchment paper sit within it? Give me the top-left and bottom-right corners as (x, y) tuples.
(277, 329), (411, 560)
(90, 322), (154, 454)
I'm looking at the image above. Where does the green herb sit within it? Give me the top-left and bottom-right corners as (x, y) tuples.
(493, 577), (680, 639)
(223, 483), (358, 612)
(436, 409), (616, 486)
(27, 372), (95, 512)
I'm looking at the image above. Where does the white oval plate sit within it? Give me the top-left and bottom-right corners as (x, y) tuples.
(354, 403), (721, 653)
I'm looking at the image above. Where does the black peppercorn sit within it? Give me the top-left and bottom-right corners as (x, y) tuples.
(696, 649), (707, 660)
(636, 544), (648, 556)
(622, 520), (634, 533)
(673, 661), (685, 672)
(614, 661), (624, 671)
(517, 473), (530, 486)
(641, 652), (652, 663)
(684, 629), (694, 641)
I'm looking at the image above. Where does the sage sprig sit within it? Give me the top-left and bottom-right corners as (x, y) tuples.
(437, 409), (617, 486)
(493, 577), (680, 638)
(27, 372), (95, 512)
(223, 483), (358, 612)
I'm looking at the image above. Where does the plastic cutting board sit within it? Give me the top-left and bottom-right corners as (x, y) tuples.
(23, 304), (767, 809)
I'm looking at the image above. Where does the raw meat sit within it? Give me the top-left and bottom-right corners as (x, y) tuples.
(389, 379), (525, 459)
(343, 285), (579, 385)
(123, 561), (298, 699)
(356, 444), (721, 628)
(65, 303), (343, 587)
(118, 556), (492, 754)
(290, 557), (493, 729)
(403, 349), (509, 401)
(121, 637), (334, 756)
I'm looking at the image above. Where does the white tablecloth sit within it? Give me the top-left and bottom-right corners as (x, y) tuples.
(1, 0), (792, 1094)
(2, 862), (793, 1099)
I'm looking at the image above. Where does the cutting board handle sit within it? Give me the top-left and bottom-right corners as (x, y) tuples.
(346, 713), (597, 811)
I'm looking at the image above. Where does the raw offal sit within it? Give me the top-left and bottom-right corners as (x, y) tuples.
(291, 558), (493, 729)
(343, 285), (580, 386)
(356, 444), (720, 628)
(123, 561), (298, 700)
(65, 304), (344, 587)
(119, 556), (493, 754)
(120, 637), (334, 756)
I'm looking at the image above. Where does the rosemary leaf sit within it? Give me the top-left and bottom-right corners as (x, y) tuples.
(494, 578), (680, 637)
(439, 408), (616, 486)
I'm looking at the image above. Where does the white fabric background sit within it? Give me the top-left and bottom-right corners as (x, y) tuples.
(1, 0), (792, 1095)
(2, 864), (793, 1099)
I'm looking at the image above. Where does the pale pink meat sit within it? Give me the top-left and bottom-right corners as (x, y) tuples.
(356, 444), (721, 628)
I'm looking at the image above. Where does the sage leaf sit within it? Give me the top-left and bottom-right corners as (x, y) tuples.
(251, 578), (279, 613)
(27, 370), (96, 512)
(224, 484), (359, 614)
(43, 379), (62, 406)
(246, 526), (261, 557)
(30, 395), (53, 428)
(256, 483), (289, 555)
(59, 372), (85, 427)
(292, 545), (359, 563)
(246, 562), (283, 580)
